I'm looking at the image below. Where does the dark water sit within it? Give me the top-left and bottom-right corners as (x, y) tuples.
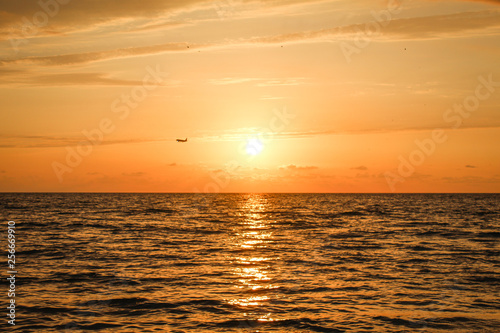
(1, 193), (500, 332)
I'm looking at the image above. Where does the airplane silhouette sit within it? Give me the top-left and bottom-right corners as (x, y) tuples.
(176, 138), (188, 142)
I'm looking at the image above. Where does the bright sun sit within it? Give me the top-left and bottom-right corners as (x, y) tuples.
(246, 138), (264, 156)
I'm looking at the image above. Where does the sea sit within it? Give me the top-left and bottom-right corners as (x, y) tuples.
(1, 193), (499, 332)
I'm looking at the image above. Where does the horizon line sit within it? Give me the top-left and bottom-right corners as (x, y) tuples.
(1, 192), (498, 194)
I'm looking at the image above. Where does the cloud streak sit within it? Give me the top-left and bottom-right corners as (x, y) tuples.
(209, 123), (500, 140)
(3, 122), (500, 150)
(279, 164), (319, 171)
(248, 10), (500, 45)
(0, 0), (205, 38)
(462, 0), (500, 4)
(3, 10), (499, 68)
(208, 77), (308, 86)
(1, 42), (211, 66)
(351, 166), (368, 171)
(0, 0), (335, 40)
(0, 71), (149, 86)
(0, 135), (170, 148)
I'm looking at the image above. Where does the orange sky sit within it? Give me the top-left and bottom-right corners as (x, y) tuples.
(1, 0), (499, 192)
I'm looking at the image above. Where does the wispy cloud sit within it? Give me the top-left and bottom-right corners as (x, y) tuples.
(0, 0), (334, 40)
(208, 77), (260, 85)
(4, 10), (499, 68)
(279, 164), (318, 171)
(122, 172), (147, 177)
(256, 77), (308, 87)
(1, 42), (209, 66)
(5, 122), (499, 149)
(0, 135), (169, 148)
(128, 20), (191, 32)
(0, 0), (206, 39)
(462, 0), (500, 4)
(247, 10), (500, 45)
(208, 76), (308, 86)
(442, 175), (500, 183)
(0, 69), (184, 86)
(198, 123), (500, 142)
(1, 71), (144, 86)
(260, 95), (286, 100)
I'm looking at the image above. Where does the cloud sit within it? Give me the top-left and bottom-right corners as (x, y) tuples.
(465, 164), (477, 168)
(1, 71), (147, 86)
(262, 124), (500, 141)
(3, 123), (500, 150)
(463, 0), (500, 4)
(260, 95), (286, 100)
(0, 0), (333, 40)
(0, 0), (205, 38)
(257, 78), (308, 87)
(378, 10), (500, 40)
(406, 172), (433, 180)
(197, 123), (500, 142)
(442, 175), (500, 184)
(126, 20), (191, 33)
(248, 10), (500, 45)
(1, 42), (208, 66)
(208, 77), (308, 87)
(0, 135), (170, 148)
(280, 164), (318, 171)
(122, 172), (147, 177)
(208, 77), (260, 85)
(0, 66), (183, 87)
(5, 10), (499, 68)
(351, 166), (368, 171)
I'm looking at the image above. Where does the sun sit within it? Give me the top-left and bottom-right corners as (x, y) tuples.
(245, 138), (264, 156)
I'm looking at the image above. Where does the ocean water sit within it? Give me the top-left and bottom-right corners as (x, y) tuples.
(1, 193), (500, 332)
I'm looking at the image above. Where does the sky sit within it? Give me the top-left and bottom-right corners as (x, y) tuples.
(1, 0), (499, 193)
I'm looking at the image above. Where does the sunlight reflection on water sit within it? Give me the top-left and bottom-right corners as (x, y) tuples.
(228, 195), (279, 327)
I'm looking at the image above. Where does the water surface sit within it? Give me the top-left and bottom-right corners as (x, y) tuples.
(2, 193), (499, 332)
